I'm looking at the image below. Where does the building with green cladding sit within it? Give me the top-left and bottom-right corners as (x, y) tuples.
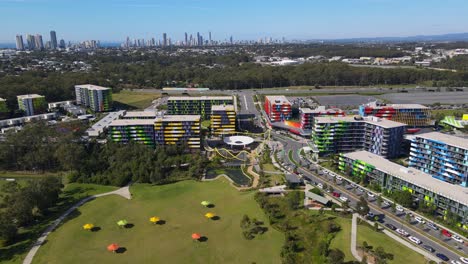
(167, 96), (236, 120)
(339, 150), (467, 226)
(75, 84), (112, 112)
(17, 94), (47, 116)
(108, 119), (156, 146)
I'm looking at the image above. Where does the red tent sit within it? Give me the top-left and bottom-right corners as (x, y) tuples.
(191, 233), (201, 240)
(107, 243), (120, 252)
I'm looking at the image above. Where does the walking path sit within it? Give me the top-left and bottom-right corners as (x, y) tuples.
(351, 214), (363, 262)
(22, 185), (132, 264)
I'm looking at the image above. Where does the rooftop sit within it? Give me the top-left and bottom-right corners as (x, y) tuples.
(365, 101), (428, 109)
(109, 119), (155, 126)
(343, 150), (468, 205)
(17, 94), (44, 99)
(75, 84), (111, 91)
(265, 95), (291, 104)
(300, 106), (344, 114)
(314, 115), (406, 129)
(123, 111), (157, 118)
(167, 96), (233, 101)
(211, 104), (236, 111)
(86, 110), (125, 137)
(156, 115), (201, 122)
(414, 132), (468, 150)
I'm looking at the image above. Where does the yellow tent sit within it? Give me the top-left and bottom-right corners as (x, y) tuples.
(83, 223), (94, 231)
(205, 213), (215, 219)
(149, 216), (160, 224)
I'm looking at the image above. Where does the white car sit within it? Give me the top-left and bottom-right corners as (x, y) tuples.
(414, 216), (426, 224)
(367, 192), (375, 198)
(452, 235), (464, 243)
(396, 228), (409, 237)
(396, 205), (404, 212)
(339, 196), (348, 202)
(382, 201), (390, 207)
(408, 236), (422, 245)
(336, 176), (343, 181)
(460, 257), (468, 264)
(451, 260), (462, 264)
(317, 183), (323, 189)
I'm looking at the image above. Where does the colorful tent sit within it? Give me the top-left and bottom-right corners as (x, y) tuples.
(117, 220), (128, 227)
(149, 216), (160, 224)
(83, 223), (94, 231)
(107, 243), (119, 252)
(205, 212), (215, 219)
(191, 233), (201, 240)
(201, 201), (211, 207)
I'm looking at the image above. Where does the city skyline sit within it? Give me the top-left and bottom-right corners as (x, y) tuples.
(1, 0), (468, 43)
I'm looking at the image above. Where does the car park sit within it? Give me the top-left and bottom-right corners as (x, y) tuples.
(414, 216), (425, 224)
(408, 236), (422, 245)
(426, 222), (439, 230)
(437, 253), (449, 261)
(422, 245), (435, 253)
(452, 235), (464, 243)
(385, 223), (397, 230)
(339, 196), (348, 202)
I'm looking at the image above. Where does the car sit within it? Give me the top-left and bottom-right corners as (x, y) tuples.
(358, 188), (364, 193)
(452, 235), (464, 243)
(442, 229), (452, 238)
(339, 196), (348, 202)
(396, 205), (404, 212)
(451, 260), (462, 264)
(414, 216), (426, 224)
(336, 176), (343, 181)
(332, 192), (341, 198)
(367, 212), (375, 219)
(408, 236), (422, 245)
(385, 223), (397, 230)
(367, 192), (375, 198)
(436, 253), (449, 261)
(317, 183), (323, 189)
(382, 201), (390, 208)
(396, 228), (409, 237)
(351, 183), (357, 188)
(426, 222), (439, 231)
(422, 245), (435, 253)
(460, 257), (468, 264)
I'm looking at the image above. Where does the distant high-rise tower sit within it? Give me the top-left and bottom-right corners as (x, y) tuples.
(59, 39), (66, 49)
(15, 35), (24, 50)
(184, 32), (188, 46)
(230, 36), (233, 45)
(26, 34), (35, 50)
(34, 34), (44, 50)
(50, 30), (57, 49)
(209, 31), (212, 45)
(163, 33), (167, 47)
(196, 32), (200, 46)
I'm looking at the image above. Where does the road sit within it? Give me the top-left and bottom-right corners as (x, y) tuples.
(273, 134), (467, 262)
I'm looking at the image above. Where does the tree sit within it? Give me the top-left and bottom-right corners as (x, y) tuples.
(287, 191), (302, 210)
(391, 202), (396, 213)
(405, 213), (411, 223)
(356, 197), (370, 216)
(327, 249), (345, 264)
(392, 190), (414, 208)
(0, 213), (17, 245)
(377, 195), (383, 207)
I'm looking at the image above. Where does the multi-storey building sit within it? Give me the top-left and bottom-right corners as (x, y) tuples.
(167, 96), (235, 120)
(408, 132), (468, 187)
(121, 111), (157, 120)
(312, 116), (405, 158)
(211, 105), (236, 136)
(17, 94), (47, 116)
(264, 95), (292, 122)
(108, 114), (201, 149)
(339, 150), (467, 223)
(299, 106), (345, 130)
(359, 101), (431, 127)
(75, 84), (112, 112)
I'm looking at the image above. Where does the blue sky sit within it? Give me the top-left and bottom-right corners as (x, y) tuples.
(1, 0), (468, 42)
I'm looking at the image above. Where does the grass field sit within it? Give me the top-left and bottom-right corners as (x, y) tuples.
(113, 90), (160, 109)
(431, 108), (468, 116)
(357, 222), (427, 264)
(33, 179), (283, 264)
(329, 216), (355, 262)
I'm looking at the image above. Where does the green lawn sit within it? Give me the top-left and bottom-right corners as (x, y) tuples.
(112, 90), (159, 109)
(431, 108), (468, 115)
(33, 179), (283, 264)
(357, 223), (427, 264)
(329, 216), (355, 262)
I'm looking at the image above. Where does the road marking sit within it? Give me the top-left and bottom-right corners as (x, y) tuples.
(243, 95), (248, 111)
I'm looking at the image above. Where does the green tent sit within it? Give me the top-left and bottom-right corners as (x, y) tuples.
(117, 220), (128, 227)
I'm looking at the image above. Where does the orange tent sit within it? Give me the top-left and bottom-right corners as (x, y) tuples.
(107, 243), (119, 252)
(191, 233), (201, 240)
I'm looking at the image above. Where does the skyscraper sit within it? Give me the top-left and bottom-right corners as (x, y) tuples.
(184, 32), (188, 46)
(59, 39), (66, 49)
(230, 36), (233, 45)
(196, 32), (200, 46)
(15, 35), (24, 50)
(209, 31), (212, 45)
(26, 34), (35, 50)
(50, 30), (57, 49)
(34, 34), (44, 50)
(163, 33), (167, 47)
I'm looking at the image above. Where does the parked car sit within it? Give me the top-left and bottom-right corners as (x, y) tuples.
(396, 205), (404, 212)
(414, 216), (426, 224)
(460, 257), (468, 264)
(451, 260), (462, 264)
(336, 176), (343, 181)
(452, 235), (464, 243)
(442, 229), (452, 238)
(339, 196), (348, 202)
(436, 253), (449, 261)
(382, 201), (390, 208)
(385, 223), (397, 230)
(367, 212), (375, 219)
(317, 183), (323, 189)
(396, 228), (409, 237)
(408, 236), (422, 245)
(367, 192), (375, 198)
(332, 192), (341, 198)
(422, 245), (435, 253)
(426, 222), (439, 231)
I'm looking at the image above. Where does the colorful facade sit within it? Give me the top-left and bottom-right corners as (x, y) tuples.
(359, 102), (431, 127)
(211, 105), (236, 136)
(339, 150), (467, 223)
(17, 94), (47, 116)
(109, 115), (201, 149)
(264, 96), (292, 122)
(299, 106), (345, 130)
(408, 132), (468, 187)
(312, 116), (405, 158)
(75, 84), (112, 112)
(167, 96), (235, 120)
